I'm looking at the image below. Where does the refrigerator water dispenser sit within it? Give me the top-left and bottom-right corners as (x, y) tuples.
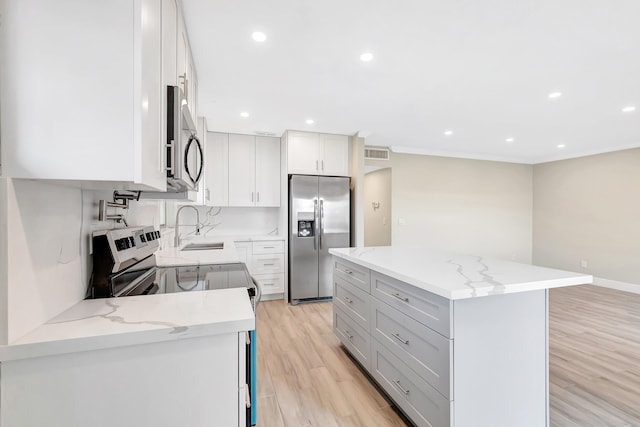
(297, 212), (315, 237)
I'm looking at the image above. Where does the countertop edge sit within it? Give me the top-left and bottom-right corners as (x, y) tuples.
(330, 249), (593, 300)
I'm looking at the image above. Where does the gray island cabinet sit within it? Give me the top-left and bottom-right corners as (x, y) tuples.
(330, 247), (592, 427)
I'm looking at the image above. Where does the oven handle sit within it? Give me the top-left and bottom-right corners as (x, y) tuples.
(251, 275), (261, 312)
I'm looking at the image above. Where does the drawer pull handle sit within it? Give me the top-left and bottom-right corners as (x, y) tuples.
(343, 296), (353, 304)
(262, 246), (275, 249)
(394, 380), (410, 395)
(392, 333), (409, 345)
(263, 283), (274, 286)
(263, 263), (275, 266)
(344, 269), (353, 275)
(392, 293), (409, 302)
(345, 330), (354, 340)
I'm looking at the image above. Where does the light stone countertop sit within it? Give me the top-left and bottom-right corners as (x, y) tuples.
(0, 288), (254, 362)
(330, 246), (593, 300)
(155, 235), (285, 267)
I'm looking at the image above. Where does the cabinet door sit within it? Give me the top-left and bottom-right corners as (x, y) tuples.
(255, 136), (281, 207)
(234, 241), (252, 270)
(206, 132), (229, 206)
(176, 6), (189, 100)
(137, 0), (165, 190)
(287, 131), (320, 175)
(195, 117), (208, 205)
(228, 134), (256, 207)
(188, 54), (197, 124)
(161, 0), (177, 87)
(320, 134), (349, 176)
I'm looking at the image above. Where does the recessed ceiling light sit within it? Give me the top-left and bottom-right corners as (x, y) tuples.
(240, 112), (250, 118)
(505, 137), (515, 143)
(305, 119), (314, 125)
(444, 130), (453, 136)
(251, 32), (266, 42)
(557, 144), (566, 149)
(622, 105), (636, 113)
(548, 92), (562, 99)
(360, 52), (374, 62)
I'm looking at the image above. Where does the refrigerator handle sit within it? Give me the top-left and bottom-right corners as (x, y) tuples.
(313, 199), (318, 250)
(319, 199), (324, 250)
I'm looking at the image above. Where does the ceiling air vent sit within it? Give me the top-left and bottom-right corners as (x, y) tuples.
(255, 131), (278, 137)
(364, 147), (390, 160)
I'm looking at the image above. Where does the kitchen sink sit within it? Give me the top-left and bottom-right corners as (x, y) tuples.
(181, 242), (224, 251)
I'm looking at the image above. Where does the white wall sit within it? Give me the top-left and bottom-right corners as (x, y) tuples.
(364, 168), (392, 246)
(166, 203), (281, 238)
(0, 178), (165, 343)
(533, 148), (640, 289)
(367, 152), (533, 262)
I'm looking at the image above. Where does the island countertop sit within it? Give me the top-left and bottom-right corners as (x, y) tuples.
(0, 288), (255, 362)
(329, 246), (592, 300)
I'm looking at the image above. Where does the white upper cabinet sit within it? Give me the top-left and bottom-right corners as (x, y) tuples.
(0, 0), (167, 191)
(255, 137), (282, 207)
(228, 134), (257, 207)
(176, 4), (197, 126)
(228, 135), (281, 207)
(286, 131), (349, 176)
(196, 117), (208, 205)
(206, 132), (230, 207)
(205, 133), (281, 207)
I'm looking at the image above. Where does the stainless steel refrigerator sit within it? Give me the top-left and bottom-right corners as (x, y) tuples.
(289, 175), (350, 304)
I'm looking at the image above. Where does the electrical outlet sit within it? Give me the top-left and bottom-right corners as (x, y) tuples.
(580, 260), (588, 268)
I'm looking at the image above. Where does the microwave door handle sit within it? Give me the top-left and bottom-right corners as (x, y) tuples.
(193, 136), (204, 185)
(184, 135), (204, 186)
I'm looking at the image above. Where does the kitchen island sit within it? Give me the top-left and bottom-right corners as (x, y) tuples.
(330, 247), (592, 427)
(0, 288), (254, 427)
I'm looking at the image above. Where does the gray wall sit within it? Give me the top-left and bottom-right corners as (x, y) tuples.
(364, 168), (392, 246)
(533, 148), (640, 285)
(366, 152), (534, 262)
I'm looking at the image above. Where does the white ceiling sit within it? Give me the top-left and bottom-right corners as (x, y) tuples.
(182, 0), (640, 164)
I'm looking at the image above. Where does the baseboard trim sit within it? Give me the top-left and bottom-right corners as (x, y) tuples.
(592, 277), (640, 295)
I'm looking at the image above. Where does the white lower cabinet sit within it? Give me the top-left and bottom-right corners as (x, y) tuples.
(1, 333), (247, 427)
(235, 239), (286, 299)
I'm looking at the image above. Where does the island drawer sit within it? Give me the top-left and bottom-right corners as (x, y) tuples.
(371, 339), (450, 427)
(334, 305), (371, 370)
(251, 254), (284, 274)
(334, 258), (370, 293)
(252, 240), (284, 254)
(372, 271), (452, 338)
(372, 299), (451, 399)
(334, 277), (370, 331)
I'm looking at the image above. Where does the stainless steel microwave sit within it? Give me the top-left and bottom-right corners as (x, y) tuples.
(166, 86), (203, 191)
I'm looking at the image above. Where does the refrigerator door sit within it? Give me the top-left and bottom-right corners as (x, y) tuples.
(289, 175), (320, 301)
(318, 176), (351, 298)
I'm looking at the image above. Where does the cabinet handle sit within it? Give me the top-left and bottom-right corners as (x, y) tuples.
(166, 140), (175, 175)
(262, 246), (275, 249)
(344, 269), (353, 275)
(343, 296), (353, 304)
(257, 192), (260, 203)
(205, 188), (210, 201)
(394, 380), (410, 395)
(321, 160), (324, 170)
(251, 192), (254, 202)
(316, 160), (319, 170)
(263, 283), (274, 286)
(392, 293), (409, 302)
(345, 330), (354, 340)
(263, 263), (275, 266)
(392, 333), (409, 345)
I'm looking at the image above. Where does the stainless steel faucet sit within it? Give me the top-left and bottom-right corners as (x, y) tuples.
(174, 205), (201, 247)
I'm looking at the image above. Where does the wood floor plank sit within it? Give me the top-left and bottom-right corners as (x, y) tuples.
(256, 285), (640, 426)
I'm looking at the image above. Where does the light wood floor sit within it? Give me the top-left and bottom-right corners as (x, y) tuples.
(256, 285), (640, 426)
(549, 285), (640, 426)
